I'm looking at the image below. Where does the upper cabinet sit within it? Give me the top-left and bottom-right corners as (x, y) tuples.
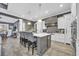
(43, 16), (57, 33)
(58, 14), (71, 29)
(58, 16), (66, 29)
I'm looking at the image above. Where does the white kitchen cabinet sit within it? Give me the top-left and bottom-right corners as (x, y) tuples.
(36, 20), (43, 33)
(64, 14), (72, 44)
(51, 33), (72, 44)
(51, 33), (65, 43)
(65, 26), (72, 44)
(42, 21), (47, 29)
(58, 16), (66, 29)
(58, 14), (71, 29)
(76, 41), (79, 56)
(57, 14), (72, 44)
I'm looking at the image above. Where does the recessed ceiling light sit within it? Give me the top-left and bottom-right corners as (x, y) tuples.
(27, 22), (31, 25)
(27, 11), (31, 14)
(35, 16), (37, 18)
(21, 15), (25, 18)
(38, 19), (42, 22)
(76, 16), (77, 19)
(59, 4), (63, 7)
(45, 10), (49, 14)
(30, 18), (32, 19)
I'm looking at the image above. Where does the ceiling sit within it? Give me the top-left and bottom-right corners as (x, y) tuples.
(0, 15), (18, 23)
(8, 3), (71, 21)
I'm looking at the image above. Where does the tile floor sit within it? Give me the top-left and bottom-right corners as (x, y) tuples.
(1, 37), (75, 56)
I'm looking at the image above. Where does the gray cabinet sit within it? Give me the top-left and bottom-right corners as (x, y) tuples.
(43, 16), (57, 33)
(47, 35), (51, 48)
(37, 35), (51, 55)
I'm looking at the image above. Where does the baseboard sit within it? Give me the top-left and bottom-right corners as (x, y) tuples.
(51, 40), (71, 45)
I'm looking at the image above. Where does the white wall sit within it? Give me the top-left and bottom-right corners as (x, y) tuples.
(19, 19), (23, 31)
(22, 22), (25, 31)
(19, 19), (26, 31)
(35, 20), (47, 33)
(42, 21), (47, 29)
(36, 20), (43, 33)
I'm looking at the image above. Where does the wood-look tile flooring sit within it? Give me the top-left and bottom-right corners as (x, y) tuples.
(1, 37), (75, 56)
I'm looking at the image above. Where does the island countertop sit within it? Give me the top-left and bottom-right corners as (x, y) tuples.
(33, 32), (51, 37)
(19, 31), (51, 37)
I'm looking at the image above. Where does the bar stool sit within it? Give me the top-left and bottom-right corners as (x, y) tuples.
(22, 32), (27, 47)
(23, 32), (28, 47)
(20, 32), (23, 45)
(27, 32), (37, 55)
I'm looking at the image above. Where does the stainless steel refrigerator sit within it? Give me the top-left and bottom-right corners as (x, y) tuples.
(0, 36), (2, 56)
(71, 20), (77, 55)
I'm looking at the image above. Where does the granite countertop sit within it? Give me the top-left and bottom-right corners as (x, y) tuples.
(19, 31), (51, 37)
(33, 33), (51, 37)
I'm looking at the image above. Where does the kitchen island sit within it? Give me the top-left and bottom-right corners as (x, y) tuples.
(20, 32), (51, 55)
(33, 33), (51, 55)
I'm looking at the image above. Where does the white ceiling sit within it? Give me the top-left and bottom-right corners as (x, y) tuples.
(7, 3), (71, 21)
(0, 15), (18, 23)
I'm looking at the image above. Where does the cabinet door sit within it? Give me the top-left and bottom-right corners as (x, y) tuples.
(51, 34), (58, 41)
(47, 35), (51, 48)
(58, 16), (66, 29)
(55, 34), (65, 43)
(76, 42), (79, 56)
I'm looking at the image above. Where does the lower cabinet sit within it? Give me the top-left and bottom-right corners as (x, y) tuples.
(76, 41), (79, 56)
(47, 35), (51, 48)
(51, 33), (65, 43)
(37, 35), (51, 55)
